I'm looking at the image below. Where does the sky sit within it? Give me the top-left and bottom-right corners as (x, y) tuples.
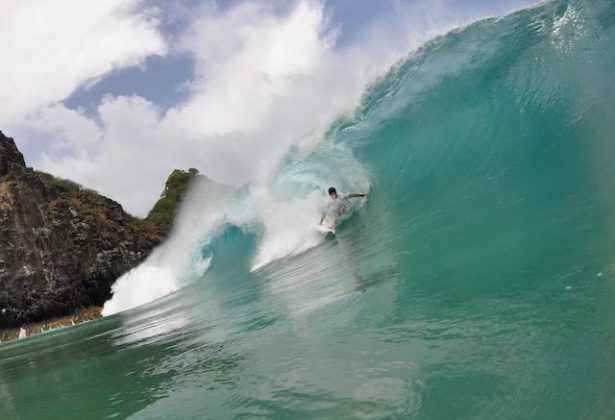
(1, 0), (539, 216)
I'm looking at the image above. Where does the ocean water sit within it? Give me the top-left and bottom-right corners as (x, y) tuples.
(2, 0), (615, 418)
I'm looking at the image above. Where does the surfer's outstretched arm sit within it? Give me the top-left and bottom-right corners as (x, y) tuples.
(348, 193), (368, 198)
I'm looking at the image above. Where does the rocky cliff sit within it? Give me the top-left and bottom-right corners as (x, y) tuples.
(0, 131), (194, 329)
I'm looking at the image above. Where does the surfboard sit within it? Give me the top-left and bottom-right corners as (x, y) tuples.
(317, 224), (336, 234)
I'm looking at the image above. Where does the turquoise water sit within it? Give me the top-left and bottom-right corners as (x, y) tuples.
(2, 0), (615, 418)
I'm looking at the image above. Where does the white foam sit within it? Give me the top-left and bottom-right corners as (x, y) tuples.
(248, 188), (325, 271)
(102, 179), (231, 316)
(101, 265), (178, 316)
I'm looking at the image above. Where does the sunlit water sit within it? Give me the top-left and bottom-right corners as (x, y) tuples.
(2, 0), (615, 418)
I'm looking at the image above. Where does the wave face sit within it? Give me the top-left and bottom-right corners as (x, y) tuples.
(2, 0), (615, 417)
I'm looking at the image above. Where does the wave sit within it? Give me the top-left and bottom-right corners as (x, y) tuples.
(103, 0), (615, 318)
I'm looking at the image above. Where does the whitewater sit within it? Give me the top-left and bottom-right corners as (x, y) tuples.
(2, 0), (615, 418)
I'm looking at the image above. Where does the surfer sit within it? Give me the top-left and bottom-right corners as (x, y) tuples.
(319, 187), (367, 227)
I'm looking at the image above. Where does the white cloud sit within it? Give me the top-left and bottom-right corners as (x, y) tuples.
(0, 0), (166, 126)
(7, 0), (536, 216)
(34, 0), (393, 215)
(39, 96), (176, 213)
(24, 105), (102, 154)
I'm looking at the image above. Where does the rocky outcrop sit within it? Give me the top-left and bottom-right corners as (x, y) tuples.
(0, 131), (164, 329)
(0, 133), (26, 176)
(146, 168), (203, 236)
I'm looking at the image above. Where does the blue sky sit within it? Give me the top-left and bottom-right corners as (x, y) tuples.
(1, 0), (539, 215)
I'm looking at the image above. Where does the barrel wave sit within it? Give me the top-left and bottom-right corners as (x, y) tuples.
(2, 0), (615, 418)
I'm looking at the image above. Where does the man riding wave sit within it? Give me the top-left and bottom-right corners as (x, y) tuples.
(319, 187), (367, 227)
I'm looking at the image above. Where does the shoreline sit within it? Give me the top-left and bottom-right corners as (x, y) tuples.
(0, 306), (102, 342)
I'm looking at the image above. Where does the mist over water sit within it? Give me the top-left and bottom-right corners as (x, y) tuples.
(103, 130), (372, 314)
(3, 0), (615, 418)
(102, 178), (232, 315)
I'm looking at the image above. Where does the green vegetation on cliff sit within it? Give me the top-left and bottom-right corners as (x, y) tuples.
(146, 168), (202, 236)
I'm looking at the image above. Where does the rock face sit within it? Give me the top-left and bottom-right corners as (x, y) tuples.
(0, 134), (26, 176)
(0, 131), (163, 328)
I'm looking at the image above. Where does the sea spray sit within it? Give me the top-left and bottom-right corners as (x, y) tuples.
(246, 142), (371, 270)
(102, 178), (232, 315)
(103, 137), (371, 314)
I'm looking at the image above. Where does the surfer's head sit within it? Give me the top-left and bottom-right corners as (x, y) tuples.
(328, 187), (337, 198)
